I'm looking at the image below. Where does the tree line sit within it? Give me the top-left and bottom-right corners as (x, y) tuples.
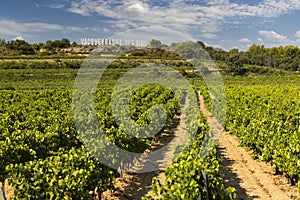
(0, 37), (299, 73)
(218, 45), (300, 73)
(146, 39), (300, 73)
(0, 38), (77, 56)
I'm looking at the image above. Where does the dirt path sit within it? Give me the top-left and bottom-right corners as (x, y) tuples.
(0, 179), (14, 200)
(198, 94), (299, 200)
(101, 95), (189, 199)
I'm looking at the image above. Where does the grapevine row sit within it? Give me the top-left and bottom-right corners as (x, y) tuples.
(0, 85), (180, 198)
(225, 85), (300, 190)
(145, 89), (236, 199)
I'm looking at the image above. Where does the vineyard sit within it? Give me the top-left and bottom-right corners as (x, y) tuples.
(0, 79), (234, 199)
(146, 90), (235, 199)
(1, 56), (300, 199)
(225, 84), (300, 189)
(1, 0), (300, 197)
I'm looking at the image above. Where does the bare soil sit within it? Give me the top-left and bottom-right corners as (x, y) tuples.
(4, 94), (299, 200)
(101, 97), (189, 199)
(198, 95), (300, 200)
(0, 178), (14, 200)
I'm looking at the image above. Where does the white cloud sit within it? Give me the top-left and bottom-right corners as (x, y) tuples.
(259, 30), (287, 41)
(13, 36), (24, 40)
(257, 30), (300, 47)
(201, 33), (218, 39)
(60, 0), (300, 38)
(295, 30), (300, 38)
(48, 4), (65, 9)
(2, 0), (300, 49)
(0, 19), (81, 36)
(239, 38), (252, 43)
(0, 18), (106, 39)
(126, 2), (148, 13)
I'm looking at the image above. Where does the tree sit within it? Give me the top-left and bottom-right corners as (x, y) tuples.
(149, 39), (162, 49)
(45, 38), (71, 50)
(60, 38), (71, 48)
(71, 41), (78, 47)
(229, 48), (239, 54)
(210, 48), (228, 61)
(197, 41), (206, 49)
(246, 44), (266, 66)
(285, 46), (299, 59)
(45, 40), (54, 50)
(0, 38), (6, 48)
(226, 51), (246, 75)
(175, 41), (207, 59)
(7, 39), (34, 55)
(31, 44), (40, 52)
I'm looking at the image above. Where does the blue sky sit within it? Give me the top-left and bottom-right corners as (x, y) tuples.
(0, 0), (300, 50)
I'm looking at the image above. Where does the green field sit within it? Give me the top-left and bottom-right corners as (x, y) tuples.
(1, 58), (300, 199)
